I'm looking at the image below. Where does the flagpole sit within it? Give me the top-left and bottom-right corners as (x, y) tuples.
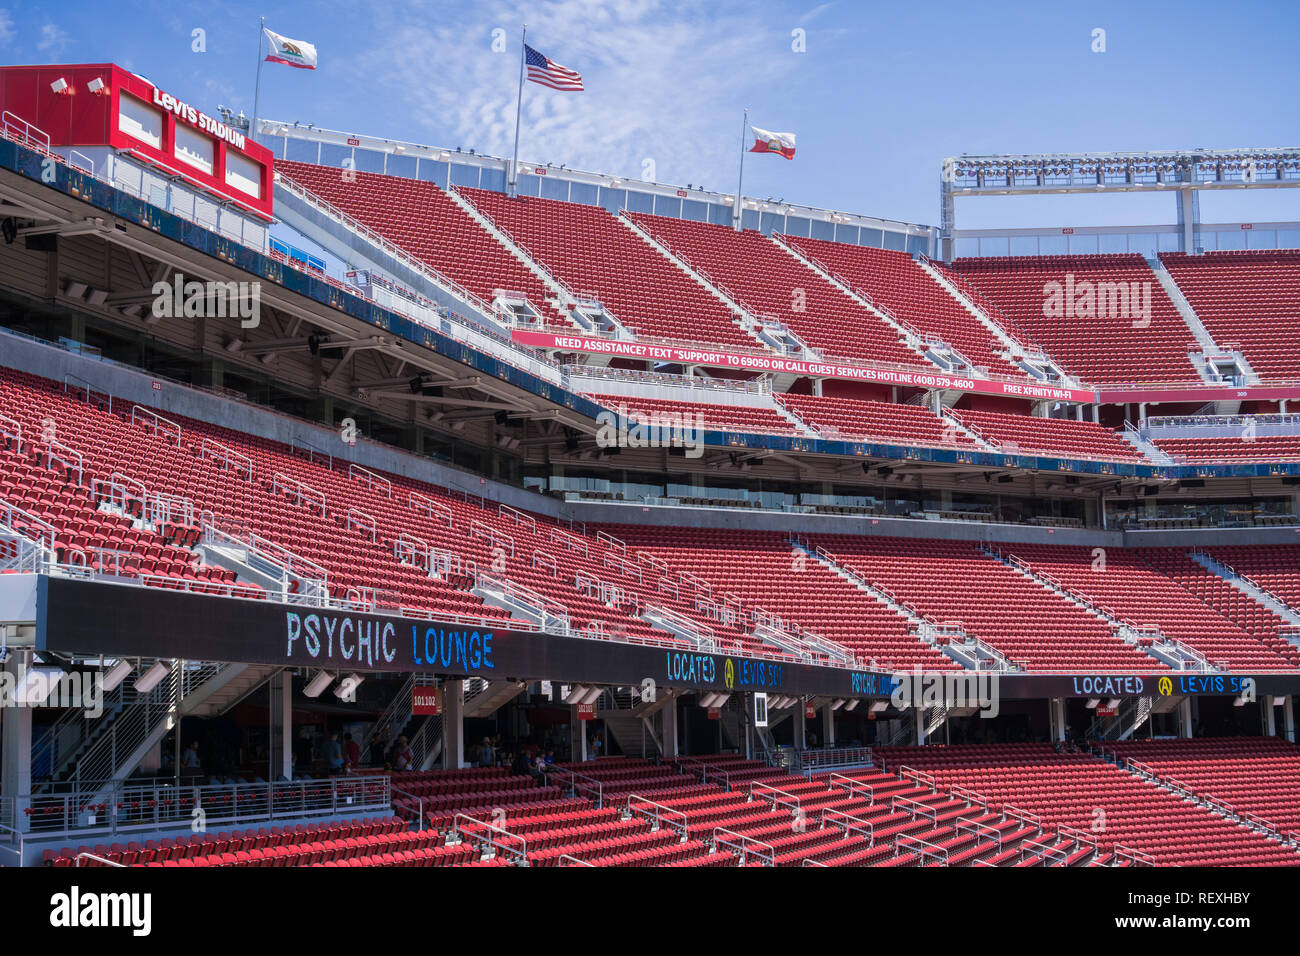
(733, 108), (748, 232)
(507, 24), (527, 198)
(250, 16), (265, 144)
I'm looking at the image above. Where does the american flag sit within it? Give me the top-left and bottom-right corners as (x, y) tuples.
(525, 43), (584, 92)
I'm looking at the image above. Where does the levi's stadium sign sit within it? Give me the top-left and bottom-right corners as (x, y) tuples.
(512, 330), (1096, 403)
(150, 87), (247, 151)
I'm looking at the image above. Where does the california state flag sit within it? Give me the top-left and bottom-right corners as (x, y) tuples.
(749, 125), (796, 160)
(264, 28), (318, 70)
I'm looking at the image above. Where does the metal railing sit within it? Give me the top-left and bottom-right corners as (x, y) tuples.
(712, 827), (775, 866)
(16, 775), (390, 838)
(450, 813), (528, 865)
(626, 795), (689, 840)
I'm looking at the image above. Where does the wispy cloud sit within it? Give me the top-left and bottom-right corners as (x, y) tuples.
(349, 0), (799, 191)
(38, 22), (69, 55)
(0, 10), (14, 46)
(799, 3), (833, 25)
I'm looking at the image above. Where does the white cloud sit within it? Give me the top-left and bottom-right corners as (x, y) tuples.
(799, 3), (833, 25)
(350, 0), (799, 191)
(37, 22), (69, 55)
(0, 10), (14, 46)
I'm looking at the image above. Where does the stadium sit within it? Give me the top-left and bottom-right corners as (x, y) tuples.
(0, 5), (1298, 916)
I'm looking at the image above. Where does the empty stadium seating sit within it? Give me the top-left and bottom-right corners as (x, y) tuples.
(276, 161), (573, 329)
(951, 255), (1202, 385)
(1155, 435), (1300, 463)
(1107, 737), (1300, 838)
(948, 407), (1144, 462)
(586, 394), (803, 435)
(607, 526), (961, 671)
(1011, 544), (1297, 670)
(459, 188), (761, 349)
(782, 236), (1026, 378)
(1161, 250), (1300, 381)
(810, 534), (1161, 672)
(874, 743), (1300, 866)
(626, 212), (930, 369)
(775, 393), (974, 446)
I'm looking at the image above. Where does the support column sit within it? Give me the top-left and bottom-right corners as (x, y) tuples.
(1282, 696), (1295, 743)
(915, 709), (928, 746)
(662, 694), (679, 758)
(822, 704), (836, 747)
(442, 678), (465, 769)
(1178, 697), (1194, 739)
(1, 650), (33, 832)
(568, 707), (588, 762)
(269, 672), (292, 780)
(1263, 696), (1277, 737)
(793, 702), (807, 751)
(1177, 187), (1200, 255)
(1050, 698), (1066, 742)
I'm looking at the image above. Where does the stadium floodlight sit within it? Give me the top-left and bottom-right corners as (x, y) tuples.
(580, 686), (604, 706)
(335, 673), (364, 700)
(303, 669), (333, 698)
(100, 659), (133, 692)
(134, 660), (172, 694)
(86, 77), (106, 95)
(564, 684), (589, 704)
(49, 77), (70, 95)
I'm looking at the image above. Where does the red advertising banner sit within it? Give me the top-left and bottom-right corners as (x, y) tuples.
(577, 703), (596, 721)
(512, 329), (1096, 403)
(707, 707), (721, 720)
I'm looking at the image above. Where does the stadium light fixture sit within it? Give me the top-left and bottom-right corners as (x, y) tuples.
(580, 686), (604, 706)
(86, 77), (106, 95)
(831, 699), (846, 711)
(869, 701), (890, 713)
(50, 77), (70, 95)
(699, 692), (720, 708)
(844, 699), (859, 712)
(711, 693), (730, 708)
(1085, 698), (1100, 709)
(303, 669), (333, 698)
(564, 684), (589, 704)
(101, 659), (134, 692)
(134, 660), (172, 694)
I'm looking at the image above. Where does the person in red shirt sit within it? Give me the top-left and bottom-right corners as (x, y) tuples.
(343, 732), (361, 771)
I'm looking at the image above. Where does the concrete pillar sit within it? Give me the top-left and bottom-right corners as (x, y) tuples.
(662, 695), (679, 757)
(443, 678), (465, 769)
(269, 672), (292, 780)
(1, 651), (33, 832)
(822, 705), (836, 747)
(1282, 696), (1295, 743)
(793, 702), (807, 751)
(568, 707), (588, 762)
(915, 709), (928, 746)
(1050, 698), (1066, 742)
(1263, 696), (1277, 737)
(1176, 698), (1193, 738)
(1092, 405), (1100, 424)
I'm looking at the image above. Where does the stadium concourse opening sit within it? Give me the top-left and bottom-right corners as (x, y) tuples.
(0, 57), (1298, 884)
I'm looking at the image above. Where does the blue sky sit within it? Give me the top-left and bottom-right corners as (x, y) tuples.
(7, 0), (1299, 228)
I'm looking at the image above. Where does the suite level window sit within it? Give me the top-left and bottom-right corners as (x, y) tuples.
(118, 92), (162, 149)
(225, 149), (262, 199)
(174, 123), (214, 175)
